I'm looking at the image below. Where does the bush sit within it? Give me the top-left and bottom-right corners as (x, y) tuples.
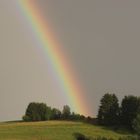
(22, 115), (31, 122)
(74, 133), (90, 140)
(74, 135), (140, 140)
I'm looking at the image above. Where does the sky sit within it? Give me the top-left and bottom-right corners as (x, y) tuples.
(0, 0), (140, 121)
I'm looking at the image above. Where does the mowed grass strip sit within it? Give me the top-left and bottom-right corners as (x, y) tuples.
(0, 121), (132, 140)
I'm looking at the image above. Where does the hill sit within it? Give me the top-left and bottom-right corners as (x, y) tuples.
(0, 121), (132, 140)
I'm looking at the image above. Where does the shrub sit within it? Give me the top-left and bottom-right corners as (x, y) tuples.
(22, 115), (31, 122)
(74, 133), (90, 140)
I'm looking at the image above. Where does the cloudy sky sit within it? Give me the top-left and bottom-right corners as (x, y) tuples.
(0, 0), (140, 121)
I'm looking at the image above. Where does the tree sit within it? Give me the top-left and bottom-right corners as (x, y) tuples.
(133, 113), (140, 136)
(45, 106), (52, 120)
(25, 102), (41, 121)
(51, 108), (61, 120)
(120, 96), (140, 129)
(23, 102), (49, 121)
(62, 105), (71, 119)
(38, 103), (48, 121)
(70, 112), (85, 121)
(97, 93), (119, 125)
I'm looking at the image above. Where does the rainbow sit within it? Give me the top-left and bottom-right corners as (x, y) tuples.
(18, 0), (89, 116)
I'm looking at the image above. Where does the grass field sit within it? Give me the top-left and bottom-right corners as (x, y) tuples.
(0, 121), (132, 140)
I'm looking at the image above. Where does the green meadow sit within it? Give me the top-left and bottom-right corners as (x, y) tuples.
(0, 121), (132, 140)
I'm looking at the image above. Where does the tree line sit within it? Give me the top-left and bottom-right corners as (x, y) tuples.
(97, 93), (140, 135)
(22, 103), (85, 122)
(22, 93), (140, 136)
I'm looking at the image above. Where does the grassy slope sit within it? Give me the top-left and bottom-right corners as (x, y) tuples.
(0, 121), (132, 140)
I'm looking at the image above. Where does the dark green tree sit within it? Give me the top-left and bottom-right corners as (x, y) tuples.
(25, 102), (41, 121)
(70, 112), (85, 121)
(120, 96), (140, 129)
(45, 106), (52, 120)
(62, 105), (71, 119)
(51, 108), (61, 120)
(97, 93), (119, 125)
(23, 102), (49, 121)
(38, 103), (48, 121)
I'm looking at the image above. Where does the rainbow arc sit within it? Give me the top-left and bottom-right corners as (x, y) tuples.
(18, 0), (89, 116)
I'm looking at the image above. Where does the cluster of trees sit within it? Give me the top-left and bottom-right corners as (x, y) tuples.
(22, 102), (85, 122)
(22, 93), (140, 136)
(97, 93), (140, 134)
